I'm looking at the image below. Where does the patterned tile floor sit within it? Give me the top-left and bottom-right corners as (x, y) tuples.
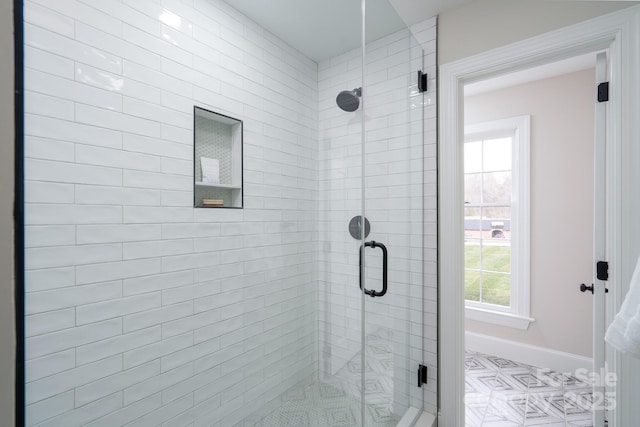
(324, 329), (397, 412)
(252, 329), (400, 427)
(465, 351), (594, 427)
(251, 381), (399, 427)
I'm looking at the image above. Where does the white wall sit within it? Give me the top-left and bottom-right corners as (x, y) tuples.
(23, 1), (318, 425)
(465, 68), (596, 358)
(438, 5), (640, 426)
(438, 0), (638, 64)
(0, 0), (15, 425)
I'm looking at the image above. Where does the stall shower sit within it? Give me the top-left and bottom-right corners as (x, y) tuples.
(21, 0), (437, 425)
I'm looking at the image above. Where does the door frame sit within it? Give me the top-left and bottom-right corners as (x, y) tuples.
(439, 6), (640, 427)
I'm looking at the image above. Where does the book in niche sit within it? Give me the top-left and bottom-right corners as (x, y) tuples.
(200, 157), (220, 184)
(202, 198), (224, 207)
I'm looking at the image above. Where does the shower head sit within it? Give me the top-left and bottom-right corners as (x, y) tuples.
(336, 87), (362, 112)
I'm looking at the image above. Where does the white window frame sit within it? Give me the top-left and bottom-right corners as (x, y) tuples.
(464, 115), (533, 330)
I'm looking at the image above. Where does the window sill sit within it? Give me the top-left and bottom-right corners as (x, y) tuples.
(465, 305), (535, 330)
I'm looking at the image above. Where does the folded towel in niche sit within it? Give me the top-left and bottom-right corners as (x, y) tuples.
(605, 254), (640, 358)
(201, 157), (220, 184)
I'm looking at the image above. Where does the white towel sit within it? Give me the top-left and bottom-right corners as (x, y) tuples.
(200, 157), (220, 184)
(605, 255), (640, 358)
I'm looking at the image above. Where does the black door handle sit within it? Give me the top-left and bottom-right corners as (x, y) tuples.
(580, 283), (594, 293)
(580, 283), (608, 294)
(359, 241), (388, 297)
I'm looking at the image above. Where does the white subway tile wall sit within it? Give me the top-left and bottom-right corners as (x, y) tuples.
(23, 0), (438, 425)
(24, 0), (317, 425)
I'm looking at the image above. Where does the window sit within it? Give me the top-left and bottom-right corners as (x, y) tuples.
(464, 116), (533, 329)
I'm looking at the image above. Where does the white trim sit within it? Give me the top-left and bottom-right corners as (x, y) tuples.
(465, 306), (534, 330)
(439, 6), (640, 427)
(464, 115), (531, 321)
(608, 6), (640, 427)
(465, 331), (593, 374)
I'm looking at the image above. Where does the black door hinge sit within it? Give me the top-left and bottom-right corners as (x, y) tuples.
(597, 82), (609, 102)
(418, 364), (428, 387)
(418, 71), (427, 93)
(597, 261), (609, 281)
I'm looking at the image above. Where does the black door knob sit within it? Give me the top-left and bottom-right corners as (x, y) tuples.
(580, 283), (594, 294)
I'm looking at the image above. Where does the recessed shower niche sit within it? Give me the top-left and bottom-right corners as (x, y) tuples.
(193, 106), (243, 208)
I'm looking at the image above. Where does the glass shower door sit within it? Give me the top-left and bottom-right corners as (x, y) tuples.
(311, 0), (430, 424)
(359, 14), (425, 426)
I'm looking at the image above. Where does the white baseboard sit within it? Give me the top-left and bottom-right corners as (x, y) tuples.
(465, 331), (593, 374)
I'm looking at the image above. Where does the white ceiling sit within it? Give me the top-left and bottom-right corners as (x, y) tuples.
(223, 0), (471, 62)
(388, 0), (472, 26)
(223, 0), (596, 82)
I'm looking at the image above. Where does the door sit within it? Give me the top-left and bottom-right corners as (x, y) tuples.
(438, 10), (638, 426)
(591, 51), (608, 427)
(359, 2), (427, 425)
(318, 1), (426, 425)
(460, 52), (609, 426)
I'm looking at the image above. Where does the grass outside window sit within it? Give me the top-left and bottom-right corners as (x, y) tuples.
(464, 243), (511, 306)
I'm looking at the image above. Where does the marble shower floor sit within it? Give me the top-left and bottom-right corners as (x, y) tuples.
(465, 351), (595, 427)
(251, 381), (399, 427)
(252, 329), (400, 427)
